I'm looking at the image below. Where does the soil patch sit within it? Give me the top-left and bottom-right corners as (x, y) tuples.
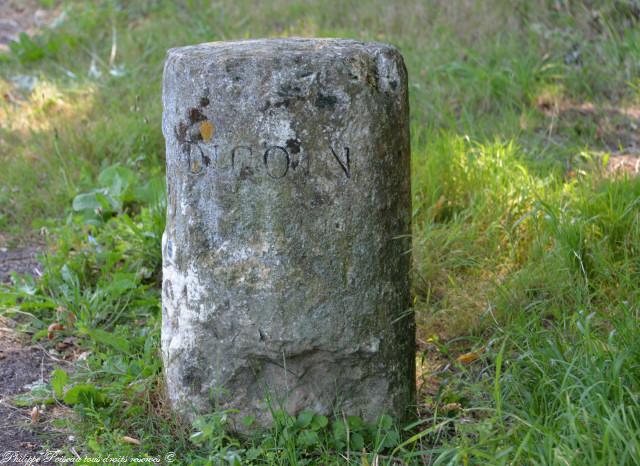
(0, 318), (66, 463)
(0, 0), (61, 52)
(0, 246), (42, 284)
(537, 99), (640, 177)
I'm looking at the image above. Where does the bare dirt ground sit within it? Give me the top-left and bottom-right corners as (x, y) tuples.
(0, 318), (66, 463)
(0, 235), (70, 460)
(537, 97), (640, 177)
(0, 1), (73, 459)
(0, 0), (60, 52)
(0, 235), (65, 464)
(0, 246), (42, 284)
(0, 231), (75, 460)
(562, 103), (640, 176)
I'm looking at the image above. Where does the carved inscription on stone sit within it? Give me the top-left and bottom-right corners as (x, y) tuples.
(181, 139), (351, 179)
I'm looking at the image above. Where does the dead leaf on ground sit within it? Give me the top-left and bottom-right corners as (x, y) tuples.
(606, 152), (640, 177)
(30, 406), (40, 423)
(441, 402), (462, 413)
(47, 323), (64, 340)
(456, 348), (483, 364)
(123, 435), (141, 445)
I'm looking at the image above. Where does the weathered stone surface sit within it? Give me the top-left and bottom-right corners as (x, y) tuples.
(161, 38), (414, 429)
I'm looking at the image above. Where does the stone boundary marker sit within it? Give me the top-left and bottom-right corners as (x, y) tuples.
(161, 38), (414, 430)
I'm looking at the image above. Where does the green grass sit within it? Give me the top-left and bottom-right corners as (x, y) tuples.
(1, 0), (640, 464)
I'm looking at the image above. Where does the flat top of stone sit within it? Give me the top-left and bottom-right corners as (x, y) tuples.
(166, 38), (400, 61)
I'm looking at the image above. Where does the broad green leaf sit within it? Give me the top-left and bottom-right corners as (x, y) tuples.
(381, 430), (400, 448)
(98, 164), (138, 201)
(60, 263), (78, 285)
(86, 328), (130, 353)
(51, 369), (68, 398)
(311, 414), (328, 430)
(297, 429), (320, 447)
(296, 410), (314, 428)
(73, 190), (118, 214)
(332, 422), (347, 443)
(133, 176), (166, 205)
(378, 414), (393, 431)
(63, 384), (108, 407)
(72, 192), (102, 211)
(13, 383), (53, 407)
(94, 191), (119, 211)
(347, 415), (363, 430)
(351, 432), (365, 451)
(102, 273), (138, 296)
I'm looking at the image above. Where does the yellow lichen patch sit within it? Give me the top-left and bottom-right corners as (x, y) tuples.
(199, 120), (214, 141)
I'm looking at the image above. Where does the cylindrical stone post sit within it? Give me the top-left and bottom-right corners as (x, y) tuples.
(161, 39), (414, 429)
